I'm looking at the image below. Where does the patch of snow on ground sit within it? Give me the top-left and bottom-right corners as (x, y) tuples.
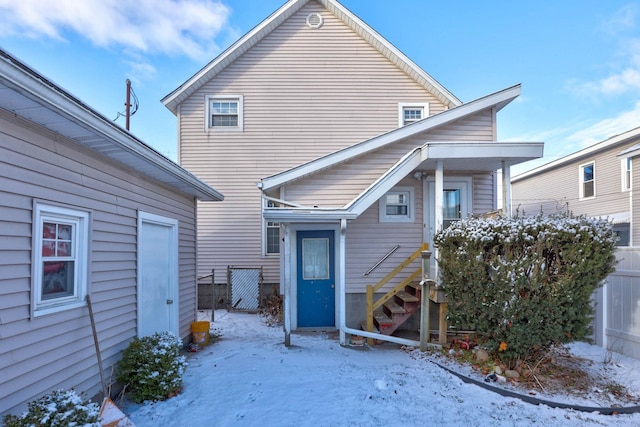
(120, 310), (640, 426)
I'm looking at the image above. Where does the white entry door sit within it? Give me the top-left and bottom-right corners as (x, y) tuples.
(137, 212), (179, 337)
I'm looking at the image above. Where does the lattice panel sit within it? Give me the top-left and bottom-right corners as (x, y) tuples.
(228, 267), (261, 310)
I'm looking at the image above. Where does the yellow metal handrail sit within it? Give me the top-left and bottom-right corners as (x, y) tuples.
(366, 243), (428, 337)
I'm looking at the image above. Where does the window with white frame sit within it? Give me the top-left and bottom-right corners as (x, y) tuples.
(33, 203), (89, 315)
(623, 157), (632, 191)
(580, 162), (595, 199)
(398, 103), (429, 127)
(265, 200), (280, 255)
(379, 187), (414, 222)
(206, 95), (243, 131)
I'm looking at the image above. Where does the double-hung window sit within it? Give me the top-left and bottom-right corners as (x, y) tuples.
(265, 200), (280, 256)
(207, 95), (243, 131)
(622, 157), (632, 191)
(33, 202), (89, 315)
(580, 162), (595, 199)
(379, 187), (414, 222)
(398, 103), (429, 127)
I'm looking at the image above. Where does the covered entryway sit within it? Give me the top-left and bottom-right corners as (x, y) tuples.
(137, 211), (179, 337)
(296, 230), (336, 328)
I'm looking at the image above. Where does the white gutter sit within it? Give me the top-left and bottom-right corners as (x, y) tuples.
(0, 50), (223, 202)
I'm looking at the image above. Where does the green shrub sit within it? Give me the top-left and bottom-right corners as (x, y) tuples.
(116, 331), (187, 403)
(434, 214), (617, 365)
(2, 389), (100, 427)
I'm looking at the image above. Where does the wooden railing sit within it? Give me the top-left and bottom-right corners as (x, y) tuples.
(365, 243), (429, 336)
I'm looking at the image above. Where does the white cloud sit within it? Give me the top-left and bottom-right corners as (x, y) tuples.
(600, 3), (638, 36)
(567, 101), (640, 148)
(567, 5), (640, 98)
(0, 0), (231, 60)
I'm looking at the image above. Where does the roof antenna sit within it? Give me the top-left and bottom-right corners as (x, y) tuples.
(114, 79), (139, 130)
(125, 79), (131, 131)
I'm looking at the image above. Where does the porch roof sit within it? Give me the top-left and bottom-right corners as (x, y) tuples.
(263, 140), (543, 222)
(259, 84), (523, 192)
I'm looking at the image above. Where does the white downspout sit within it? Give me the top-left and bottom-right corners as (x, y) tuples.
(434, 161), (443, 280)
(338, 219), (427, 348)
(283, 224), (291, 346)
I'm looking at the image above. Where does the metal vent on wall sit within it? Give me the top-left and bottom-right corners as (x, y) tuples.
(306, 12), (323, 29)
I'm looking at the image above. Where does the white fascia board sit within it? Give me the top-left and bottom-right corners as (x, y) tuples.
(422, 141), (544, 162)
(513, 126), (640, 182)
(1, 51), (224, 201)
(345, 147), (422, 215)
(162, 0), (306, 113)
(260, 85), (522, 191)
(263, 208), (358, 222)
(320, 0), (461, 107)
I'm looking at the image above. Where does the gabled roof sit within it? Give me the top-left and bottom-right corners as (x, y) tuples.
(512, 125), (640, 183)
(259, 84), (523, 191)
(263, 140), (543, 222)
(0, 49), (223, 202)
(162, 0), (461, 113)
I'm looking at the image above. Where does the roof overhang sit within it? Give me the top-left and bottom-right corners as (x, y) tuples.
(162, 0), (461, 114)
(513, 125), (640, 183)
(263, 208), (358, 222)
(259, 84), (523, 191)
(263, 140), (543, 222)
(346, 141), (543, 216)
(0, 49), (223, 202)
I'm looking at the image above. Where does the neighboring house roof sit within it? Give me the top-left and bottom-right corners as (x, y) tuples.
(512, 125), (640, 183)
(0, 49), (223, 202)
(260, 84), (525, 191)
(261, 84), (544, 222)
(162, 0), (461, 113)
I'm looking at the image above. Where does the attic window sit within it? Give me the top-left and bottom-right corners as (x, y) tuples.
(306, 13), (323, 29)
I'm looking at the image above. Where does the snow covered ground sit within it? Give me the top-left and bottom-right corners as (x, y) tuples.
(121, 310), (640, 426)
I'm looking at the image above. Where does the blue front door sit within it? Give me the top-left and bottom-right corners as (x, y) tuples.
(297, 230), (335, 328)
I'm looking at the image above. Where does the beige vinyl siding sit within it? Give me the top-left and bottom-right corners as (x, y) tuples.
(0, 111), (199, 416)
(177, 2), (447, 282)
(345, 177), (423, 294)
(343, 172), (495, 294)
(513, 142), (636, 218)
(282, 112), (497, 207)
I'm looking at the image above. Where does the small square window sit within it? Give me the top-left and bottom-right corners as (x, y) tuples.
(379, 187), (414, 222)
(580, 162), (595, 199)
(398, 103), (429, 127)
(206, 95), (243, 131)
(33, 203), (89, 315)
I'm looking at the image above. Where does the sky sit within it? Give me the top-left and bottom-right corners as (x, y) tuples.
(1, 1), (639, 175)
(116, 310), (640, 426)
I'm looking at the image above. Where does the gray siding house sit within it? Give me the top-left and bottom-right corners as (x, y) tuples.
(163, 0), (543, 345)
(512, 126), (640, 359)
(512, 126), (640, 245)
(0, 49), (223, 416)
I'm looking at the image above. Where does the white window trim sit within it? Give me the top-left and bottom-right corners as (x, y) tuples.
(262, 200), (280, 257)
(379, 186), (415, 223)
(32, 202), (90, 317)
(579, 161), (596, 200)
(398, 102), (429, 127)
(622, 157), (632, 192)
(205, 94), (244, 132)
